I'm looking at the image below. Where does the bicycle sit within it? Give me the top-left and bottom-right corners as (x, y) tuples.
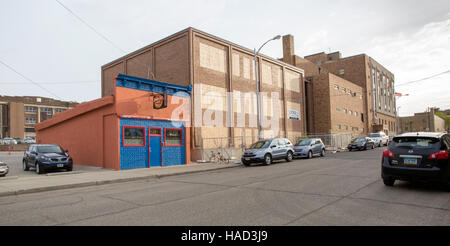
(209, 151), (230, 164)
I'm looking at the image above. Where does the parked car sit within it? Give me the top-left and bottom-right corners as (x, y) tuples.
(293, 138), (325, 158)
(2, 138), (17, 145)
(0, 162), (9, 177)
(241, 138), (294, 166)
(348, 137), (375, 151)
(23, 144), (73, 174)
(23, 137), (36, 144)
(369, 132), (389, 147)
(381, 132), (450, 188)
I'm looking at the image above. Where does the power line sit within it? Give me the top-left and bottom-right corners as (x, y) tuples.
(0, 59), (62, 99)
(396, 69), (450, 87)
(0, 80), (99, 85)
(55, 0), (126, 53)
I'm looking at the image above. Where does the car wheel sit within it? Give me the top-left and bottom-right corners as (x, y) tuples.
(35, 162), (44, 174)
(67, 166), (73, 172)
(263, 154), (272, 165)
(383, 178), (395, 186)
(23, 160), (29, 171)
(320, 149), (325, 157)
(286, 151), (293, 162)
(307, 151), (313, 159)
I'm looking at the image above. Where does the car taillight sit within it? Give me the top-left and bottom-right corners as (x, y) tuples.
(382, 149), (394, 158)
(428, 151), (449, 160)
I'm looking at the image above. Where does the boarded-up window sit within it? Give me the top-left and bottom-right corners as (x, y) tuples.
(199, 43), (226, 73)
(285, 70), (301, 92)
(232, 53), (240, 76)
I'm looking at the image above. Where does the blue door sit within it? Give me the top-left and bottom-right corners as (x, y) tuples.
(149, 127), (162, 167)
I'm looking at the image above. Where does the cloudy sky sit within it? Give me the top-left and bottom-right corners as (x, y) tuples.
(0, 0), (449, 116)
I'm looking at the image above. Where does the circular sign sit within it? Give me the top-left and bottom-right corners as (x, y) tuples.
(153, 94), (164, 109)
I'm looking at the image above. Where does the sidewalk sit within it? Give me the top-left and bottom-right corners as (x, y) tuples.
(0, 162), (241, 197)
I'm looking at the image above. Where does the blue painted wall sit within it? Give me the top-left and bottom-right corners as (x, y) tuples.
(119, 118), (186, 170)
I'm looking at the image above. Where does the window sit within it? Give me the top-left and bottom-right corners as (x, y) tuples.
(334, 85), (339, 90)
(344, 125), (348, 130)
(150, 128), (161, 135)
(343, 108), (347, 114)
(26, 117), (37, 124)
(336, 124), (341, 130)
(349, 110), (352, 115)
(55, 108), (65, 114)
(41, 107), (52, 115)
(123, 126), (145, 146)
(165, 128), (182, 146)
(361, 113), (364, 122)
(336, 107), (341, 112)
(355, 111), (358, 116)
(342, 87), (346, 93)
(338, 69), (345, 75)
(25, 106), (37, 114)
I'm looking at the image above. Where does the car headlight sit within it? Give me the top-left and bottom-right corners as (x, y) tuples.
(40, 156), (51, 161)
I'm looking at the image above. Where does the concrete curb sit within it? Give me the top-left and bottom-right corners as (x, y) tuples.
(0, 164), (241, 198)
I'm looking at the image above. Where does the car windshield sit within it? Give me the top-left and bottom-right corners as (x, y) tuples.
(37, 146), (64, 153)
(369, 133), (381, 138)
(0, 163), (6, 166)
(392, 137), (440, 149)
(249, 140), (271, 149)
(352, 138), (366, 143)
(296, 139), (313, 146)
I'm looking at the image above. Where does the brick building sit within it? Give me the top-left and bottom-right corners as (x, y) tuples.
(0, 96), (78, 139)
(102, 27), (307, 160)
(304, 51), (396, 135)
(280, 34), (396, 135)
(399, 107), (446, 133)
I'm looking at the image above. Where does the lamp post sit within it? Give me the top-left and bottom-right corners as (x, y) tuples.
(395, 93), (409, 134)
(254, 35), (281, 140)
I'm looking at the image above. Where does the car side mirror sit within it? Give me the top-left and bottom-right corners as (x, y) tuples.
(65, 150), (69, 153)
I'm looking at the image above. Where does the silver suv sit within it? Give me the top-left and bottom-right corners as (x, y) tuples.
(241, 138), (294, 166)
(369, 132), (389, 147)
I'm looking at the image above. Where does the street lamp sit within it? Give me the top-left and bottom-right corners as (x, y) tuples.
(254, 35), (281, 140)
(395, 93), (409, 134)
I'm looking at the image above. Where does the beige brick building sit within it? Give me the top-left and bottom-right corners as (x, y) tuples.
(399, 108), (446, 133)
(101, 27), (307, 159)
(280, 34), (396, 135)
(0, 96), (78, 139)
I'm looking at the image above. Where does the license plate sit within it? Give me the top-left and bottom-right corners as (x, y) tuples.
(403, 158), (417, 165)
(245, 158), (250, 161)
(57, 164), (64, 167)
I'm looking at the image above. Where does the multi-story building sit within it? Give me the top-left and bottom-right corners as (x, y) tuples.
(102, 27), (307, 160)
(306, 73), (365, 135)
(399, 107), (446, 133)
(280, 35), (365, 135)
(0, 96), (78, 139)
(303, 51), (396, 135)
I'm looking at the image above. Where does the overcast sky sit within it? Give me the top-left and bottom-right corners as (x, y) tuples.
(1, 0), (449, 116)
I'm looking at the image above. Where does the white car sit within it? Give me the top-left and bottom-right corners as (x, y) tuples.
(368, 132), (389, 147)
(2, 138), (17, 145)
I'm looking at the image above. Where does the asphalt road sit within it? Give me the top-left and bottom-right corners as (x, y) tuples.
(0, 152), (112, 177)
(1, 147), (449, 226)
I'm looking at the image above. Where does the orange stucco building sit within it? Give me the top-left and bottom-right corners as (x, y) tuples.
(35, 74), (191, 170)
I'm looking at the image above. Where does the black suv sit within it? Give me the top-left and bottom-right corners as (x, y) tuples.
(381, 132), (450, 188)
(23, 144), (73, 174)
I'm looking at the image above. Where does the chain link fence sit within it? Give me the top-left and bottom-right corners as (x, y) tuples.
(196, 133), (364, 163)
